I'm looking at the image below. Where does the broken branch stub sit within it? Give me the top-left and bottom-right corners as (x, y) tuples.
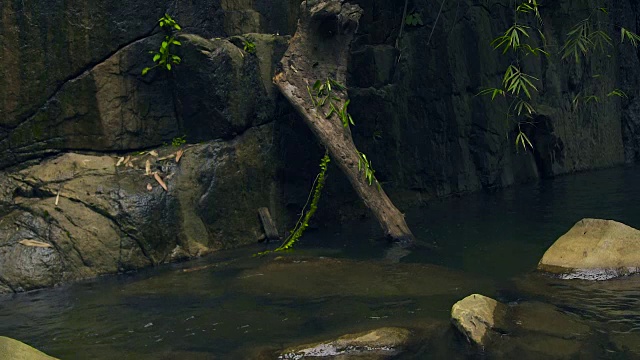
(274, 0), (415, 244)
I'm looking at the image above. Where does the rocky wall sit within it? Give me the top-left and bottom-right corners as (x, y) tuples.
(0, 0), (298, 168)
(344, 0), (640, 201)
(1, 0), (640, 292)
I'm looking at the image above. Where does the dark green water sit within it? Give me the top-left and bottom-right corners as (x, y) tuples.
(1, 166), (640, 359)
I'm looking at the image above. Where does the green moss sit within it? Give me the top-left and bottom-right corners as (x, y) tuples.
(257, 150), (330, 256)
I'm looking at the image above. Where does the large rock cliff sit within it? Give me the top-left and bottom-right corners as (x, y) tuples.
(345, 0), (640, 200)
(0, 0), (639, 292)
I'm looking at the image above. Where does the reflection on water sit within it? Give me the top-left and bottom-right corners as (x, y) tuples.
(0, 166), (640, 359)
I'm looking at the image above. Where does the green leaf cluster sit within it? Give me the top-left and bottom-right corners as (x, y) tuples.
(515, 127), (533, 152)
(142, 14), (183, 75)
(243, 37), (257, 54)
(159, 13), (181, 30)
(308, 78), (354, 128)
(405, 12), (423, 27)
(561, 19), (611, 63)
(502, 65), (538, 99)
(480, 1), (640, 152)
(357, 151), (379, 188)
(172, 135), (186, 147)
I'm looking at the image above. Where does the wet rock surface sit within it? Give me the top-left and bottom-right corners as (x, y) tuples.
(0, 124), (280, 293)
(278, 327), (411, 359)
(537, 218), (640, 280)
(345, 0), (639, 201)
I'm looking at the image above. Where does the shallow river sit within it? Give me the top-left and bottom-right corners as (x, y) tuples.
(1, 166), (640, 359)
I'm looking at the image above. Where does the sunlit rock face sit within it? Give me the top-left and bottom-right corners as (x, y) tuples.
(0, 1), (296, 293)
(0, 124), (280, 294)
(0, 336), (59, 360)
(451, 293), (507, 346)
(538, 218), (640, 280)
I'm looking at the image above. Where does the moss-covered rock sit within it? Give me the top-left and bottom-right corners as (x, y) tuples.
(0, 337), (58, 360)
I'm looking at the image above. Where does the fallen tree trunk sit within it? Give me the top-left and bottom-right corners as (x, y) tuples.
(274, 0), (415, 245)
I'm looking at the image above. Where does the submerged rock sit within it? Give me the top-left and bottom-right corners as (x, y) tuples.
(512, 272), (640, 337)
(537, 218), (640, 280)
(610, 332), (640, 358)
(450, 294), (592, 359)
(278, 327), (411, 359)
(234, 256), (495, 299)
(510, 301), (590, 339)
(0, 336), (58, 360)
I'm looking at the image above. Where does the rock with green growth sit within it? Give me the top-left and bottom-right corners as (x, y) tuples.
(0, 336), (58, 360)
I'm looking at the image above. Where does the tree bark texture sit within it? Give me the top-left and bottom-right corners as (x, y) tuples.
(273, 0), (415, 244)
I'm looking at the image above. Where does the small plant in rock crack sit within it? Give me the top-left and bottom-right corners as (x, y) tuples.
(172, 135), (187, 147)
(142, 14), (183, 75)
(243, 36), (257, 54)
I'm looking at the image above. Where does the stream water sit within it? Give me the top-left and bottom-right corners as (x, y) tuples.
(1, 166), (640, 359)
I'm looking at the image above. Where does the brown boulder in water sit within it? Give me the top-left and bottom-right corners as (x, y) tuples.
(537, 218), (640, 280)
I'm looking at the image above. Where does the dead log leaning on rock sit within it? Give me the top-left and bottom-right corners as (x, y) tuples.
(273, 0), (415, 245)
(258, 207), (280, 241)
